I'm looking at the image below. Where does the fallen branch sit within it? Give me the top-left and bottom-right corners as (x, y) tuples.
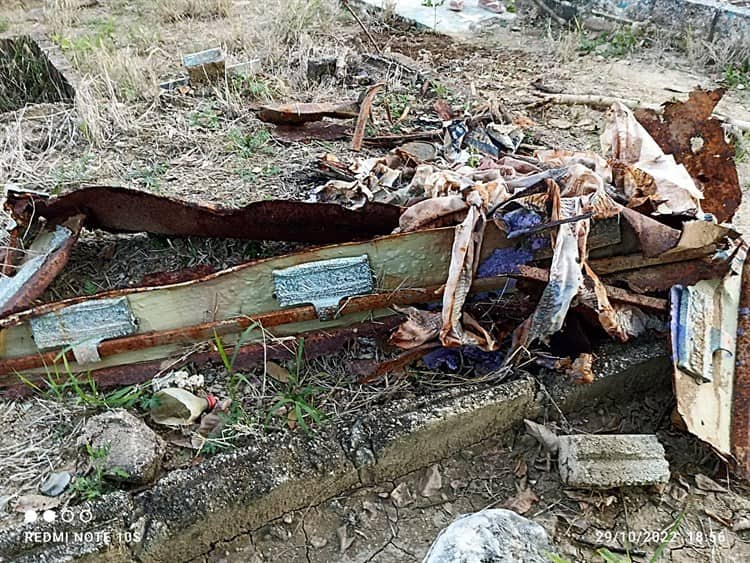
(342, 0), (382, 54)
(529, 92), (750, 132)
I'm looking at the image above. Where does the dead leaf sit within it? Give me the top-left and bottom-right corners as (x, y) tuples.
(389, 307), (442, 349)
(513, 459), (528, 478)
(568, 353), (595, 384)
(390, 482), (414, 508)
(695, 474), (728, 493)
(704, 506), (733, 528)
(524, 419), (560, 453)
(396, 195), (468, 233)
(15, 495), (62, 513)
(503, 485), (539, 515)
(265, 361), (291, 383)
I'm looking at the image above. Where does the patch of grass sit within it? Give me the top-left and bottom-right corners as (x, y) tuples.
(0, 16), (9, 33)
(231, 75), (275, 101)
(156, 0), (232, 22)
(18, 353), (156, 411)
(72, 444), (130, 501)
(127, 162), (168, 191)
(51, 152), (93, 194)
(188, 103), (220, 130)
(237, 163), (281, 182)
(52, 19), (115, 57)
(266, 338), (326, 434)
(576, 24), (644, 58)
(506, 0), (516, 13)
(229, 127), (272, 157)
(723, 61), (750, 89)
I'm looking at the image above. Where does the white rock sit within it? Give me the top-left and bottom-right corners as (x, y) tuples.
(423, 509), (552, 563)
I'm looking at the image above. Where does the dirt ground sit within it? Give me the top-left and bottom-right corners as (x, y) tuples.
(207, 388), (750, 562)
(1, 0), (750, 561)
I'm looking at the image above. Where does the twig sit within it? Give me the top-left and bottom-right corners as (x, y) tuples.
(342, 0), (382, 54)
(529, 92), (750, 132)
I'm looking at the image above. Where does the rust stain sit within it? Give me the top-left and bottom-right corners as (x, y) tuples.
(6, 187), (402, 244)
(635, 88), (742, 223)
(732, 259), (750, 478)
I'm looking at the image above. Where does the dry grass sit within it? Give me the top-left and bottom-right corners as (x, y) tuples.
(0, 398), (85, 500)
(156, 0), (233, 23)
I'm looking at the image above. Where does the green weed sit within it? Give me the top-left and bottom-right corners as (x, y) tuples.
(237, 163), (281, 182)
(188, 103), (220, 129)
(51, 153), (93, 194)
(229, 127), (272, 157)
(723, 61), (750, 89)
(127, 162), (168, 191)
(577, 24), (644, 58)
(0, 17), (9, 33)
(52, 18), (115, 56)
(231, 75), (274, 100)
(72, 444), (129, 501)
(265, 338), (326, 434)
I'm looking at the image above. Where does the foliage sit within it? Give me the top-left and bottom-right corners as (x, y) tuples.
(72, 444), (130, 501)
(265, 338), (326, 433)
(229, 127), (272, 157)
(723, 61), (750, 90)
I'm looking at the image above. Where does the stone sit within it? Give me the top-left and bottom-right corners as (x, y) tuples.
(422, 509), (552, 563)
(306, 56), (338, 83)
(77, 409), (165, 485)
(557, 434), (669, 489)
(39, 471), (71, 497)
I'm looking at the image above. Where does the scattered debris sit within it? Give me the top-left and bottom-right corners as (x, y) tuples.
(524, 419), (560, 453)
(695, 473), (728, 493)
(77, 409), (166, 484)
(417, 464), (443, 498)
(422, 509), (552, 563)
(150, 388), (217, 426)
(503, 485), (540, 515)
(390, 482), (415, 508)
(558, 434), (670, 488)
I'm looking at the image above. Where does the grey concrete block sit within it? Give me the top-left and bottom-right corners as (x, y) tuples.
(558, 434), (670, 488)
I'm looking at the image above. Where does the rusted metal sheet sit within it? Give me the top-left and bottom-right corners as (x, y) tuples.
(672, 258), (743, 457)
(352, 82), (386, 152)
(732, 259), (750, 477)
(605, 258), (733, 293)
(1, 317), (403, 398)
(515, 265), (667, 311)
(0, 214), (84, 317)
(5, 187), (402, 244)
(0, 275), (513, 385)
(635, 88), (742, 223)
(258, 100), (359, 125)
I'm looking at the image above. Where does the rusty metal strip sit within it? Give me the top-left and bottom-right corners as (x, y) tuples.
(0, 214), (84, 317)
(0, 277), (511, 385)
(352, 82), (385, 152)
(732, 259), (750, 478)
(0, 317), (403, 398)
(514, 265), (667, 311)
(5, 187), (402, 244)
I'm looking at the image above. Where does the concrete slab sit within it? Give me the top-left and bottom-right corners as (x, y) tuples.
(558, 434), (670, 488)
(359, 0), (516, 36)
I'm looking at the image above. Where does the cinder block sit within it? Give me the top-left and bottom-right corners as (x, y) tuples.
(558, 434), (670, 488)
